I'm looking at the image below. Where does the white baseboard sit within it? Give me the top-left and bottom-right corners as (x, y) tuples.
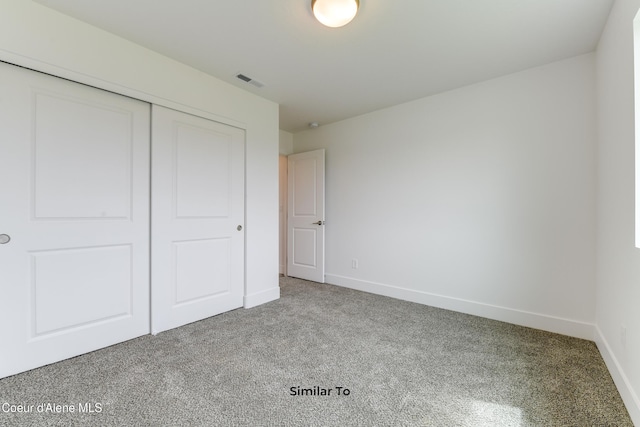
(244, 286), (280, 309)
(595, 326), (640, 424)
(325, 274), (594, 340)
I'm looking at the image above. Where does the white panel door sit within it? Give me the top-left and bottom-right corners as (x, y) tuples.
(151, 106), (245, 334)
(0, 62), (150, 379)
(287, 149), (325, 282)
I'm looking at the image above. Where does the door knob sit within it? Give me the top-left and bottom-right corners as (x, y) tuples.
(0, 234), (10, 244)
(312, 221), (325, 225)
(237, 225), (243, 231)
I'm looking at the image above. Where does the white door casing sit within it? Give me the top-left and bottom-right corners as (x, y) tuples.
(0, 62), (151, 379)
(151, 106), (245, 335)
(279, 155), (288, 275)
(287, 149), (325, 282)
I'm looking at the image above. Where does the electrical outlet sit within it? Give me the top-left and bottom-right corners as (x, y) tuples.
(621, 324), (627, 349)
(351, 259), (358, 269)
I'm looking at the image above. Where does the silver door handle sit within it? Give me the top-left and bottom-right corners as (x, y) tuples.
(312, 221), (325, 225)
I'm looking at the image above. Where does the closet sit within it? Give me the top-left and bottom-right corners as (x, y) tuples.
(0, 62), (244, 378)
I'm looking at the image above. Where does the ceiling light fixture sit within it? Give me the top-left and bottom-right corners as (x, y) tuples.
(311, 0), (359, 28)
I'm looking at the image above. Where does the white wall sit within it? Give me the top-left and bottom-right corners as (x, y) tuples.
(293, 54), (597, 339)
(595, 0), (640, 423)
(280, 130), (294, 155)
(0, 0), (280, 308)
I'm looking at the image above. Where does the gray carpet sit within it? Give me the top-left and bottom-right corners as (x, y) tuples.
(0, 276), (632, 426)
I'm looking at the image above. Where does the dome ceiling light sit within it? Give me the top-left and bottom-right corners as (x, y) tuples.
(311, 0), (359, 28)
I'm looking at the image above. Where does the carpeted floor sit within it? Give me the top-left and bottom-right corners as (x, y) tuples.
(0, 276), (633, 426)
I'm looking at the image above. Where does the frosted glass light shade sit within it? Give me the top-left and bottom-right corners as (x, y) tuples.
(312, 0), (359, 28)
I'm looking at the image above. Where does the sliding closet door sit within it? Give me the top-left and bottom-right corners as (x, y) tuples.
(0, 62), (150, 378)
(151, 106), (245, 334)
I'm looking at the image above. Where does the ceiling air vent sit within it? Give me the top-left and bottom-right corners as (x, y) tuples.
(235, 73), (264, 88)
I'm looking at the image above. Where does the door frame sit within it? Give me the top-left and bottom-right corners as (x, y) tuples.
(279, 154), (289, 276)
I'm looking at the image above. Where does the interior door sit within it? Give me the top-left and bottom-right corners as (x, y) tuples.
(287, 149), (325, 282)
(0, 62), (150, 379)
(151, 106), (245, 334)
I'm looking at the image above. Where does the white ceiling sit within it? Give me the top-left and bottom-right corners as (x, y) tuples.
(35, 0), (614, 133)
